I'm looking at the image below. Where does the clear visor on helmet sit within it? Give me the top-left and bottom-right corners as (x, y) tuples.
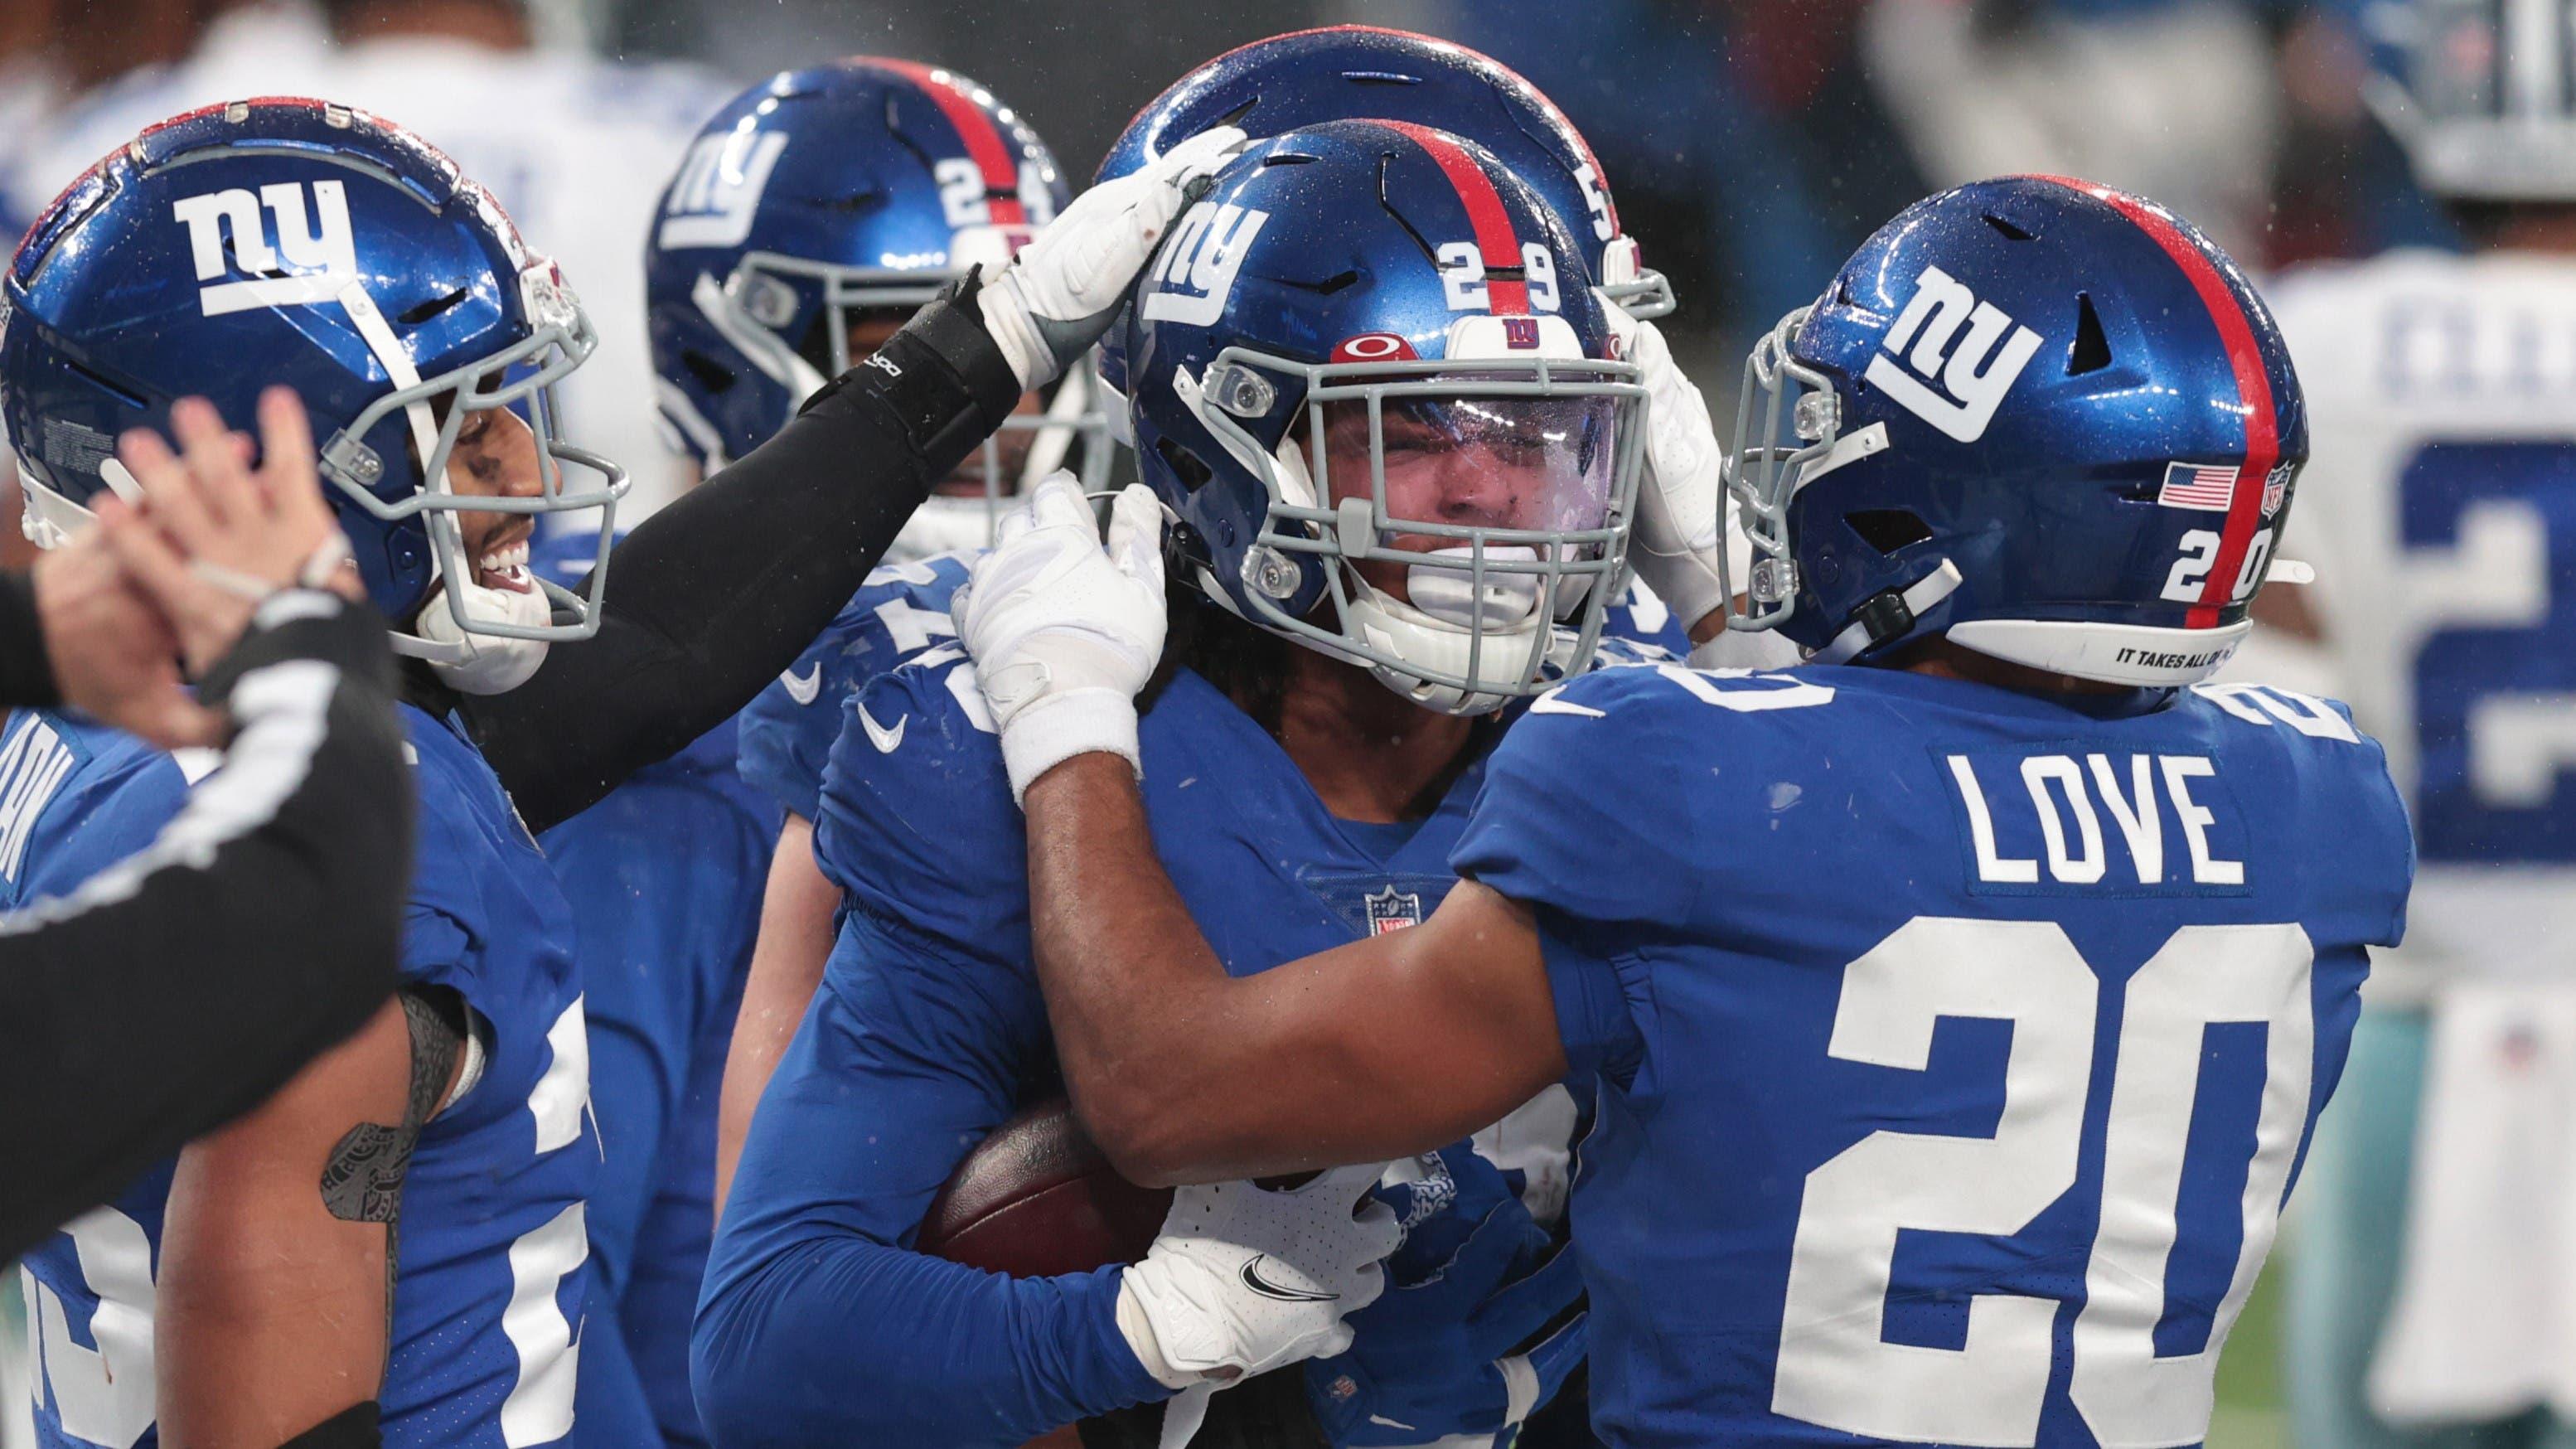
(319, 264), (626, 661)
(704, 245), (1113, 558)
(1193, 344), (1644, 711)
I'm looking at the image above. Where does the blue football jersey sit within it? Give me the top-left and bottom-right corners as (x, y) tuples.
(734, 552), (974, 822)
(699, 647), (1581, 1446)
(736, 550), (1675, 827)
(1452, 663), (2416, 1449)
(4, 711), (200, 1449)
(540, 712), (774, 1449)
(11, 706), (596, 1448)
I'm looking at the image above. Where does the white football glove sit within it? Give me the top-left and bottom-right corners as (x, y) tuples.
(953, 472), (1168, 802)
(981, 126), (1250, 392)
(1117, 1165), (1401, 1396)
(1600, 290), (1730, 639)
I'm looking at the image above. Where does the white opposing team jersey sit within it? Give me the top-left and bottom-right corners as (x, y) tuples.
(2254, 249), (2576, 987)
(3, 18), (723, 518)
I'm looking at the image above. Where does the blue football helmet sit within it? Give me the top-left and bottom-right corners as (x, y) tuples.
(1126, 119), (1646, 715)
(2364, 0), (2576, 200)
(646, 57), (1100, 561)
(1096, 26), (1669, 443)
(1, 97), (623, 679)
(1729, 175), (2309, 687)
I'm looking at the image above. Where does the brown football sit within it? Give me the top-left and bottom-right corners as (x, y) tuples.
(918, 1096), (1174, 1279)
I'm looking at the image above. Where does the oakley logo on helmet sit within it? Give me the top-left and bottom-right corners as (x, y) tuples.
(172, 182), (356, 317)
(659, 132), (790, 251)
(1141, 201), (1268, 327)
(1864, 264), (2042, 443)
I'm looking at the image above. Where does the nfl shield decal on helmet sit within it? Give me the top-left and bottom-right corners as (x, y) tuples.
(1364, 884), (1423, 935)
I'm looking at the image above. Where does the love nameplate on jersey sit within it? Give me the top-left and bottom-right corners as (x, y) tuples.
(1297, 870), (1457, 940)
(1934, 740), (2255, 899)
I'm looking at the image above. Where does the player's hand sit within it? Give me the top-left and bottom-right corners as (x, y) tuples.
(1118, 1165), (1400, 1396)
(100, 388), (359, 676)
(1305, 1146), (1589, 1444)
(953, 473), (1166, 803)
(31, 525), (224, 749)
(979, 125), (1248, 391)
(1600, 293), (1730, 641)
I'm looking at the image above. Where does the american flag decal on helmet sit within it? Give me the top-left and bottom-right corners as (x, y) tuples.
(2157, 461), (2239, 512)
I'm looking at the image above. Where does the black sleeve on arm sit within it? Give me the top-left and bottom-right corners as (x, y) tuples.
(0, 591), (412, 1261)
(0, 569), (61, 708)
(462, 279), (1023, 832)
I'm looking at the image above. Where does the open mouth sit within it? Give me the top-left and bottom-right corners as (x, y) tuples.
(472, 526), (534, 594)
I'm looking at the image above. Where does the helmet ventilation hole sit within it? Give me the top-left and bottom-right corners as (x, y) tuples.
(397, 288), (470, 327)
(1846, 509), (1934, 556)
(1154, 435), (1215, 492)
(680, 350), (736, 394)
(2068, 293), (2112, 376)
(1983, 212), (2036, 241)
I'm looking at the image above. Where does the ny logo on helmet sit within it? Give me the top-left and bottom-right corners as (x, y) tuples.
(172, 181), (358, 318)
(1141, 201), (1268, 327)
(1863, 264), (2041, 443)
(659, 132), (790, 251)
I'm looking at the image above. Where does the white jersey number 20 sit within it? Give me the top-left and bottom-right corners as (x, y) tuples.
(1772, 918), (2315, 1447)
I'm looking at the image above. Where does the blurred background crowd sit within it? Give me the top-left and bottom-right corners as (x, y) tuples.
(0, 1), (2506, 1445)
(0, 0), (2465, 519)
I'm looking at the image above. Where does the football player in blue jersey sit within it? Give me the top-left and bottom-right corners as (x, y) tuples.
(970, 175), (2419, 1449)
(2, 94), (1241, 1447)
(697, 118), (1752, 1447)
(661, 57), (1112, 1211)
(712, 27), (1750, 1226)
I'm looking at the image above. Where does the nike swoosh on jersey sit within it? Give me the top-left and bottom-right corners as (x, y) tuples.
(1237, 1255), (1338, 1303)
(780, 663), (824, 706)
(859, 705), (906, 754)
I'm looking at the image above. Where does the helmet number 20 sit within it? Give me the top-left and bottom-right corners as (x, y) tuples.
(1436, 242), (1560, 313)
(2160, 528), (2273, 606)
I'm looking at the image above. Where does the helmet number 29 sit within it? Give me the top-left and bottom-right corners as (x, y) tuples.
(2160, 528), (2273, 606)
(1436, 242), (1560, 313)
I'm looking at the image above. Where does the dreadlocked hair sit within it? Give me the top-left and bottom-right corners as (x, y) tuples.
(1145, 577), (1294, 736)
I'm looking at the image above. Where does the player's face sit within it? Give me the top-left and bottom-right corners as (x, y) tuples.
(446, 405), (544, 594)
(846, 313), (1044, 496)
(1316, 394), (1617, 605)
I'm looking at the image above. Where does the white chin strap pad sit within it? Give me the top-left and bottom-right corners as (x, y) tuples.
(414, 576), (554, 694)
(1404, 545), (1542, 631)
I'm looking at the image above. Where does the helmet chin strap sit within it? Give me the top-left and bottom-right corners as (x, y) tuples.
(336, 279), (553, 692)
(1809, 559), (1963, 666)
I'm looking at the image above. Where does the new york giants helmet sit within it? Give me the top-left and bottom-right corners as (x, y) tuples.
(0, 98), (623, 679)
(646, 58), (1098, 560)
(1729, 176), (2309, 686)
(2364, 0), (2576, 200)
(1126, 119), (1645, 715)
(1095, 26), (1668, 441)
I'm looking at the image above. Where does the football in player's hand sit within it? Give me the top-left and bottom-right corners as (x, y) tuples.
(919, 1097), (1174, 1277)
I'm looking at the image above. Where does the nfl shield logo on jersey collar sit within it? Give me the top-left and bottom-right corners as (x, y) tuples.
(1364, 884), (1424, 935)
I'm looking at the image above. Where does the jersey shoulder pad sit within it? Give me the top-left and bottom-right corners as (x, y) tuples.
(1461, 662), (1837, 927)
(1599, 578), (1692, 658)
(0, 712), (199, 904)
(738, 551), (976, 821)
(2183, 681), (2414, 928)
(810, 647), (1029, 957)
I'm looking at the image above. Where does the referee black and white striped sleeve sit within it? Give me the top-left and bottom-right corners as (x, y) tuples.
(0, 589), (413, 1260)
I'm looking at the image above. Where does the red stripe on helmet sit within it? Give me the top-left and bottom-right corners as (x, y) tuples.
(2029, 174), (2277, 629)
(1377, 119), (1529, 315)
(875, 59), (1027, 225)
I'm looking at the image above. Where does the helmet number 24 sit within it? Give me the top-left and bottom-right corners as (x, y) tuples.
(2160, 528), (2273, 606)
